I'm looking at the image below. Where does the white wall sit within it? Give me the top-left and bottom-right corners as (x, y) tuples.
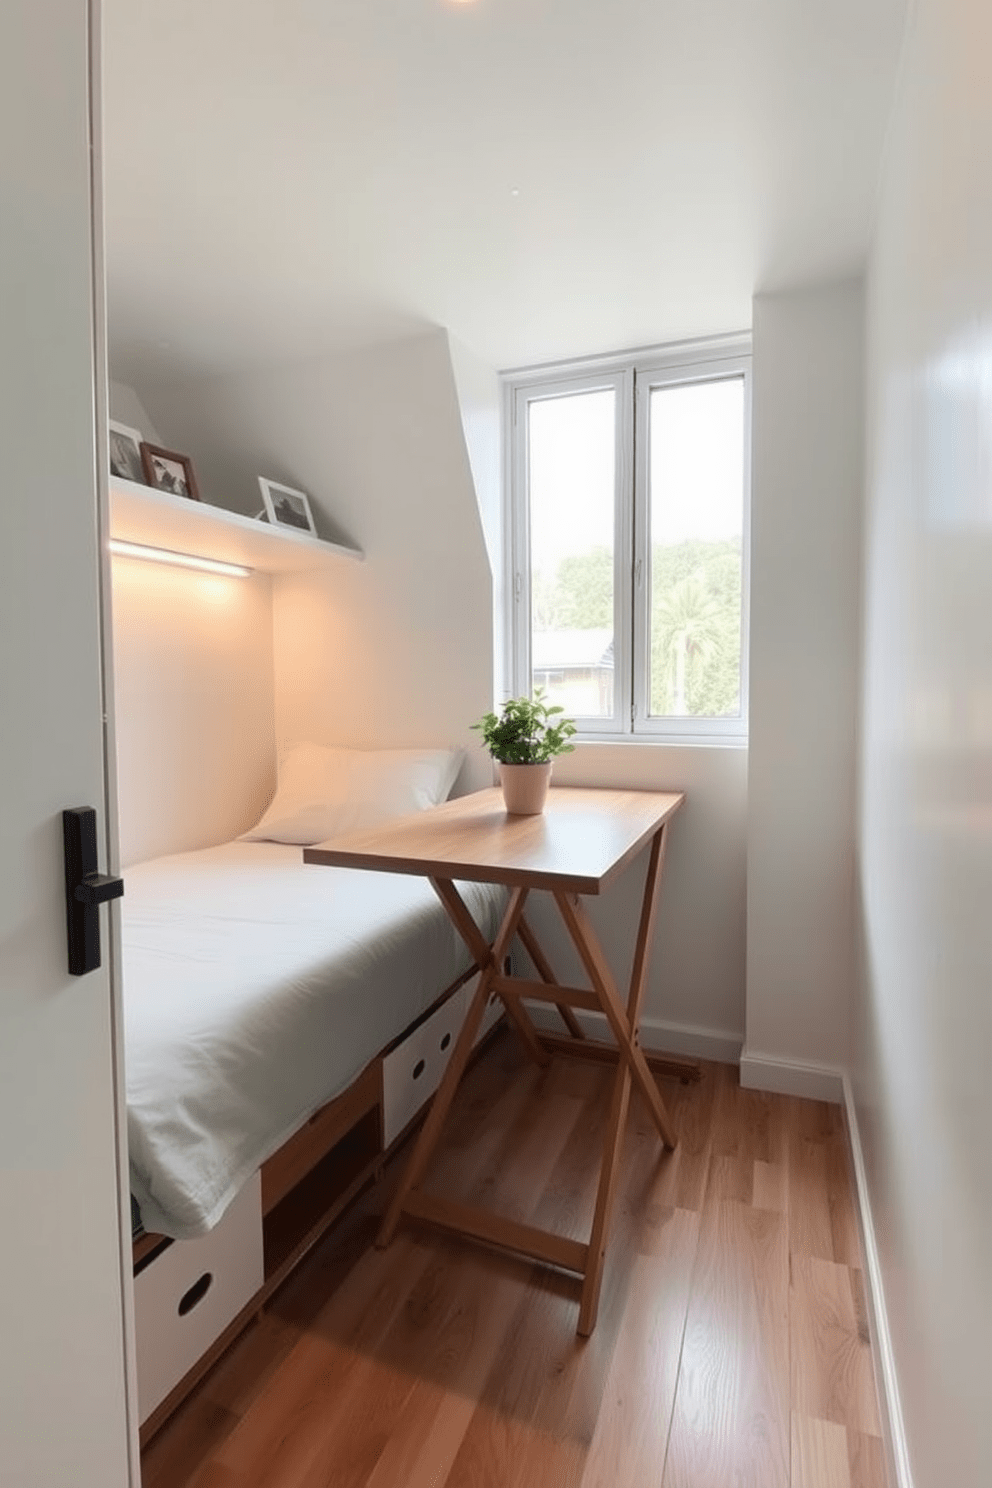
(857, 2), (992, 1483)
(108, 378), (160, 444)
(448, 334), (507, 699)
(744, 281), (865, 1088)
(140, 329), (495, 793)
(107, 379), (276, 865)
(111, 558), (275, 866)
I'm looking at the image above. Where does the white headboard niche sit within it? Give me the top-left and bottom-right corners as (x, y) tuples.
(111, 557), (276, 867)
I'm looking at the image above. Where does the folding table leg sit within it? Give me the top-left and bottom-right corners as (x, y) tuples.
(378, 824), (680, 1340)
(578, 1059), (632, 1335)
(376, 970), (493, 1248)
(517, 914), (586, 1041)
(572, 822), (678, 1332)
(498, 991), (553, 1067)
(376, 883), (529, 1249)
(430, 879), (549, 1067)
(556, 893), (677, 1150)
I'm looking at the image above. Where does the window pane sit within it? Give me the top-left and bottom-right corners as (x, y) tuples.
(648, 376), (744, 718)
(528, 389), (615, 718)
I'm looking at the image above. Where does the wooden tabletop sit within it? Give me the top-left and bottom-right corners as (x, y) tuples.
(303, 786), (684, 895)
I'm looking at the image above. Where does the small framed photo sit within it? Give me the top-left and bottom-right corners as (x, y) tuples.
(140, 443), (201, 502)
(257, 477), (317, 535)
(108, 421), (146, 484)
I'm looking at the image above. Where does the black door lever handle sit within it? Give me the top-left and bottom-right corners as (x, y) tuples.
(75, 872), (126, 906)
(63, 807), (124, 975)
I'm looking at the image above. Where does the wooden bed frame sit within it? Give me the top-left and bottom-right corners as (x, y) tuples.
(134, 965), (501, 1444)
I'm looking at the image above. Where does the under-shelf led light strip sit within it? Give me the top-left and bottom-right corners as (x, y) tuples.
(108, 539), (253, 578)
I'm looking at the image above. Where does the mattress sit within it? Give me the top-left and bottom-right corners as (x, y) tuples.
(123, 840), (504, 1239)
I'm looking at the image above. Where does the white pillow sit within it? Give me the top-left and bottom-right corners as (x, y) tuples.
(242, 743), (464, 845)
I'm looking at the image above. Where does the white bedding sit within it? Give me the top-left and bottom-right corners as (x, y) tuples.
(123, 841), (504, 1239)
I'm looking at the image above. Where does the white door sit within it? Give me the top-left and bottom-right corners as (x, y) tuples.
(0, 2), (137, 1483)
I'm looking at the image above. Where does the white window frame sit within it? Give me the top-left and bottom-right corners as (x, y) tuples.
(504, 334), (751, 744)
(508, 365), (633, 736)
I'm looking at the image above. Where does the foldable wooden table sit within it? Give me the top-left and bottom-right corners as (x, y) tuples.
(304, 784), (685, 1335)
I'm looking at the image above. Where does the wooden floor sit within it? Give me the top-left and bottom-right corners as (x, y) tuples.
(142, 1031), (888, 1488)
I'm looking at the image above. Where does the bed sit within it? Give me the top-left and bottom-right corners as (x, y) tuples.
(124, 838), (505, 1239)
(122, 743), (507, 1432)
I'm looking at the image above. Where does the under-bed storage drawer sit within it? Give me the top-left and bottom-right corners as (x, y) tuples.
(381, 977), (506, 1147)
(133, 1171), (264, 1424)
(382, 988), (467, 1146)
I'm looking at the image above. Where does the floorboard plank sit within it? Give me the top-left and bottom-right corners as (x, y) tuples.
(753, 1159), (787, 1213)
(359, 1248), (532, 1488)
(630, 1059), (718, 1214)
(661, 1172), (791, 1488)
(140, 1399), (239, 1488)
(790, 1254), (883, 1439)
(848, 1427), (890, 1488)
(825, 1121), (863, 1269)
(200, 1311), (302, 1419)
(579, 1210), (697, 1488)
(185, 1465), (242, 1488)
(788, 1124), (837, 1262)
(792, 1412), (852, 1488)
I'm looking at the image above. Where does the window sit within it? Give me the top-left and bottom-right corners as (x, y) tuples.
(506, 338), (750, 741)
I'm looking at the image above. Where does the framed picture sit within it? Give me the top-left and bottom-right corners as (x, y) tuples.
(257, 477), (317, 535)
(140, 443), (201, 502)
(108, 421), (146, 484)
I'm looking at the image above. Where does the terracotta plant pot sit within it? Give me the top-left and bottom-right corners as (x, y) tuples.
(498, 761), (552, 815)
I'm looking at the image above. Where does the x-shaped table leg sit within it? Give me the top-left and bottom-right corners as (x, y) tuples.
(555, 821), (675, 1332)
(375, 823), (679, 1338)
(430, 879), (550, 1068)
(376, 882), (535, 1248)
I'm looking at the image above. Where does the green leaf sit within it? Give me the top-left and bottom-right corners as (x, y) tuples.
(470, 692), (579, 764)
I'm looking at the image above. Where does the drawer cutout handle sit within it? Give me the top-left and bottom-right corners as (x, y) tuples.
(440, 1032), (451, 1052)
(412, 1058), (426, 1081)
(178, 1272), (214, 1317)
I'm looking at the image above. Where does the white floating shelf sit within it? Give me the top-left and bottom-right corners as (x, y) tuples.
(109, 479), (363, 575)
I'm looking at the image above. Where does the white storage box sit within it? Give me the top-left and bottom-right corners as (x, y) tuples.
(382, 988), (467, 1146)
(133, 1171), (264, 1424)
(381, 977), (506, 1148)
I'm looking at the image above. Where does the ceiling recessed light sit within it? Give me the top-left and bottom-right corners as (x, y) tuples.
(510, 188), (520, 198)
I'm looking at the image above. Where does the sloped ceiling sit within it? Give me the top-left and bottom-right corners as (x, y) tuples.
(104, 0), (907, 380)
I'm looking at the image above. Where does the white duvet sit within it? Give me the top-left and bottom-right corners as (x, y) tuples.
(123, 841), (504, 1239)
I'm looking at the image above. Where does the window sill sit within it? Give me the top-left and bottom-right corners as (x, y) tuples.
(569, 732), (748, 751)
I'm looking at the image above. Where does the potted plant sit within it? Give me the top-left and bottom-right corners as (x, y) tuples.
(471, 691), (577, 814)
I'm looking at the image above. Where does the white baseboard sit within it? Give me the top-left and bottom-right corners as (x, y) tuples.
(739, 1048), (845, 1102)
(522, 1002), (743, 1065)
(842, 1076), (915, 1488)
(639, 1014), (742, 1065)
